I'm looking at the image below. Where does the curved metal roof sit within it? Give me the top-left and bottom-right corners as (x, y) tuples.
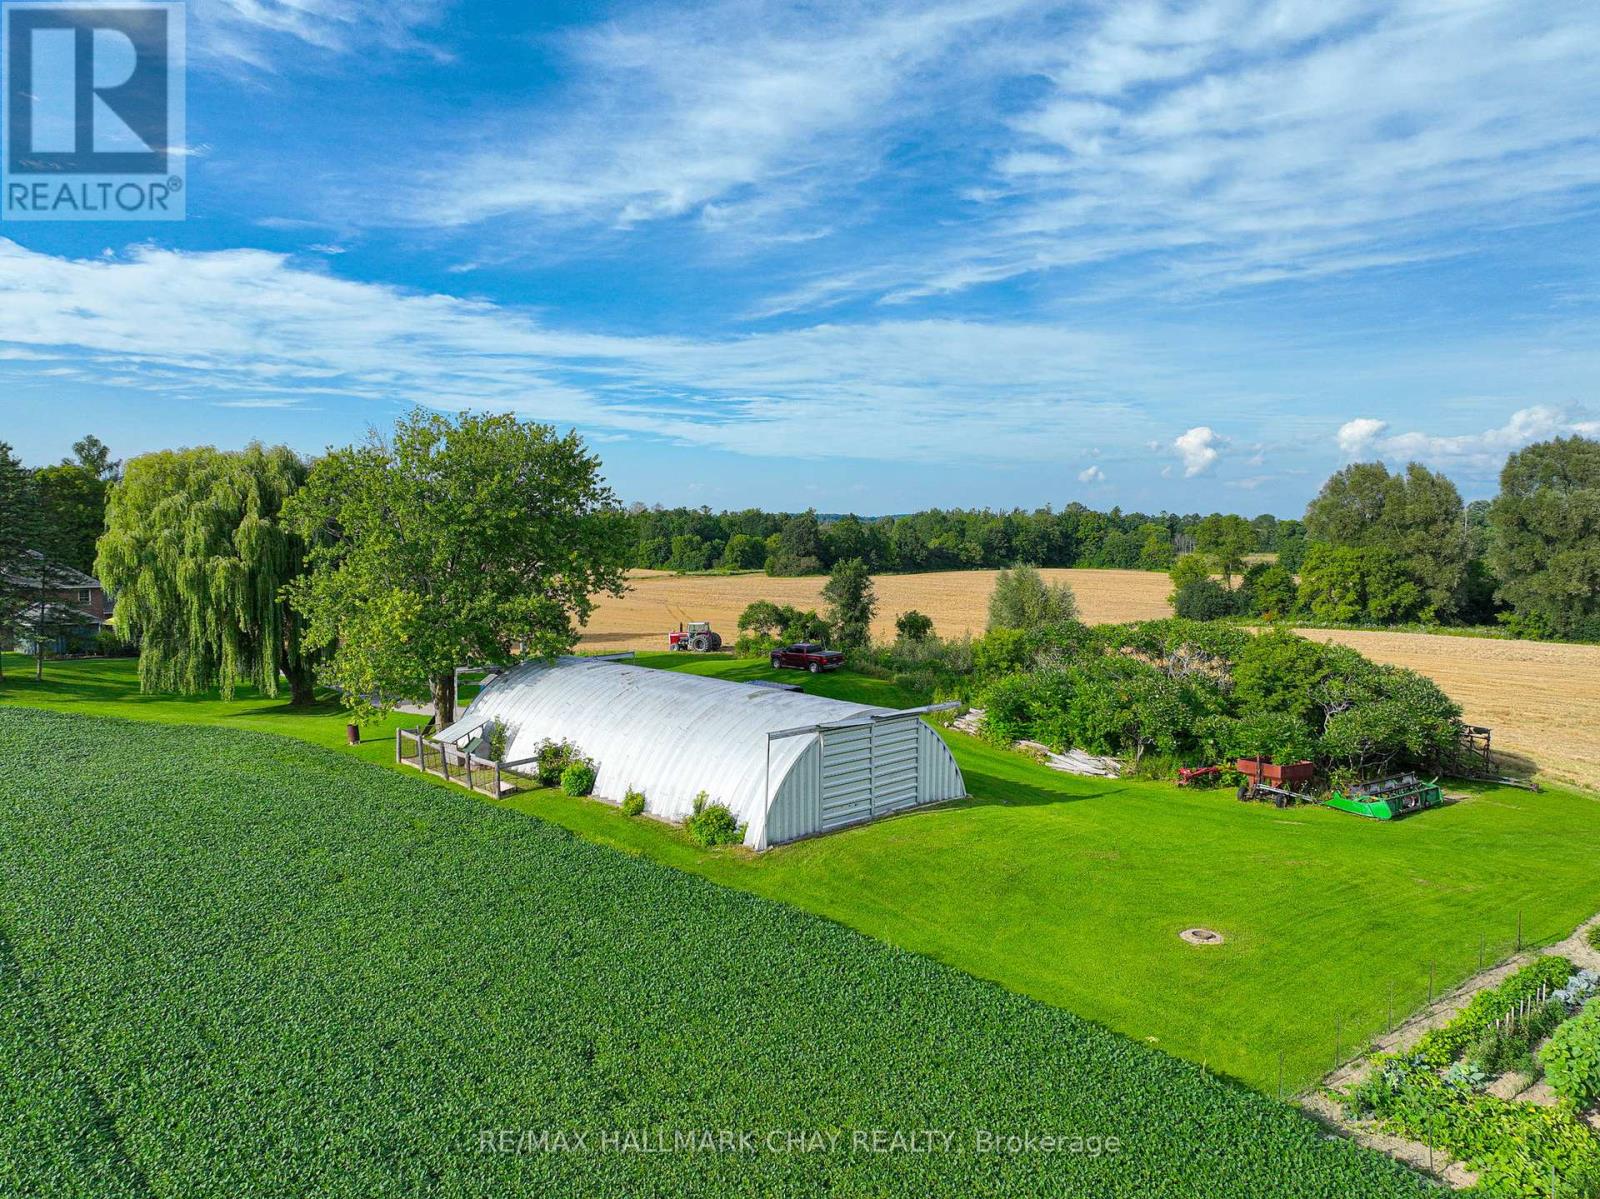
(435, 657), (890, 840)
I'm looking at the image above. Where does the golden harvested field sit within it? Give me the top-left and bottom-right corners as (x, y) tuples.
(581, 568), (1173, 650)
(582, 568), (1600, 791)
(1299, 629), (1600, 794)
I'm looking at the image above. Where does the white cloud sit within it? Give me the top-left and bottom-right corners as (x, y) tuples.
(1173, 426), (1221, 477)
(1336, 417), (1389, 458)
(410, 0), (1023, 229)
(0, 239), (1161, 465)
(1346, 405), (1600, 474)
(1077, 465), (1105, 484)
(199, 0), (451, 69)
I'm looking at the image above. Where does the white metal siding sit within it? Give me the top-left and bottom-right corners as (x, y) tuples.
(437, 657), (966, 850)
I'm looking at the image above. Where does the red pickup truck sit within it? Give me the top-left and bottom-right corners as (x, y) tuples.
(770, 642), (844, 673)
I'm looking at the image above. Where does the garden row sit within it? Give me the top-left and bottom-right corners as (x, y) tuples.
(0, 708), (1440, 1198)
(1343, 952), (1600, 1197)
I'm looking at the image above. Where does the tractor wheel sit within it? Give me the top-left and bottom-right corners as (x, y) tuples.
(691, 633), (711, 652)
(708, 632), (723, 651)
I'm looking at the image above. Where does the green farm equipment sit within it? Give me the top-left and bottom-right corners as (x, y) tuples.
(1326, 773), (1443, 820)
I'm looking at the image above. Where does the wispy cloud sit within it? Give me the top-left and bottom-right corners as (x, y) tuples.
(0, 240), (1159, 464)
(381, 0), (1600, 315)
(407, 0), (1019, 230)
(199, 0), (453, 71)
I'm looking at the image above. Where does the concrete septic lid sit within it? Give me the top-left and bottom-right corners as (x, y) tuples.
(1179, 927), (1225, 945)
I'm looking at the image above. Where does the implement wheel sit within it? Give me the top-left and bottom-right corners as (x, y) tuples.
(1237, 782), (1253, 802)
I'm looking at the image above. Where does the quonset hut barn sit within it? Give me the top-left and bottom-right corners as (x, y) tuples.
(430, 657), (966, 849)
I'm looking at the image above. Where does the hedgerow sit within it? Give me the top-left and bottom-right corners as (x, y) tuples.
(0, 709), (1436, 1198)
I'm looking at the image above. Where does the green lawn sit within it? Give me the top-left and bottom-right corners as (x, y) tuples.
(6, 652), (1600, 1094)
(0, 709), (1433, 1199)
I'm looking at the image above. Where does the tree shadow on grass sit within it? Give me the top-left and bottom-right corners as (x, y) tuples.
(956, 767), (1123, 809)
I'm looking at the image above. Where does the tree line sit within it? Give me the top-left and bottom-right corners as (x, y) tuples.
(1168, 439), (1600, 641)
(624, 503), (1305, 576)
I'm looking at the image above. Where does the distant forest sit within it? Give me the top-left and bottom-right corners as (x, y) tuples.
(621, 504), (1306, 576)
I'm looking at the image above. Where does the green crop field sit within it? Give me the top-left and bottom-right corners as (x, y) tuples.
(5, 652), (1600, 1097)
(0, 708), (1435, 1198)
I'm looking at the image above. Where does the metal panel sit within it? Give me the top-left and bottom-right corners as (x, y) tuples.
(918, 722), (967, 805)
(766, 737), (822, 846)
(439, 657), (886, 849)
(869, 715), (921, 814)
(820, 723), (874, 830)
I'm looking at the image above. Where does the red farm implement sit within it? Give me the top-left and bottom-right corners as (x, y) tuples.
(1234, 757), (1315, 807)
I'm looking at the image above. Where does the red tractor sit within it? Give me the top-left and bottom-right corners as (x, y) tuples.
(667, 620), (724, 652)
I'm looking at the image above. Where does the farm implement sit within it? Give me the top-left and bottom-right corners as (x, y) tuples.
(1234, 757), (1315, 807)
(1326, 774), (1444, 820)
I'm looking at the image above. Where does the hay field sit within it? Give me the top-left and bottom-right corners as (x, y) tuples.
(580, 567), (1173, 651)
(1300, 629), (1600, 793)
(583, 568), (1600, 791)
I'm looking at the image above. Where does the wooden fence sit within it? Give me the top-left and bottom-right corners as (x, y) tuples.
(396, 728), (513, 798)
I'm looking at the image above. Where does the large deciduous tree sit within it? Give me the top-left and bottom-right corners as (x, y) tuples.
(32, 434), (121, 574)
(1488, 436), (1600, 640)
(1303, 461), (1471, 619)
(283, 411), (628, 725)
(1193, 514), (1256, 587)
(822, 558), (876, 650)
(96, 444), (317, 702)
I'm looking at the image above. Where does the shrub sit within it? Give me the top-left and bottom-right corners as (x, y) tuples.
(895, 609), (934, 643)
(621, 788), (646, 816)
(972, 627), (1032, 680)
(1589, 925), (1600, 953)
(560, 762), (596, 797)
(485, 721), (508, 763)
(1172, 577), (1242, 621)
(987, 564), (1077, 631)
(684, 791), (742, 848)
(1541, 1001), (1600, 1107)
(534, 738), (584, 786)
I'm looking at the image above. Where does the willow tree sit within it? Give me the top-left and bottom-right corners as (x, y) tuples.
(96, 444), (316, 703)
(282, 410), (628, 726)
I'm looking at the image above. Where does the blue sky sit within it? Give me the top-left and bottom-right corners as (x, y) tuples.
(2, 0), (1598, 515)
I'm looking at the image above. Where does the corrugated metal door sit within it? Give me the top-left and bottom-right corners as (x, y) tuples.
(869, 715), (921, 815)
(819, 724), (874, 830)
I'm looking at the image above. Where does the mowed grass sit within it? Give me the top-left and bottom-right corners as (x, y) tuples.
(0, 709), (1435, 1199)
(6, 653), (1600, 1093)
